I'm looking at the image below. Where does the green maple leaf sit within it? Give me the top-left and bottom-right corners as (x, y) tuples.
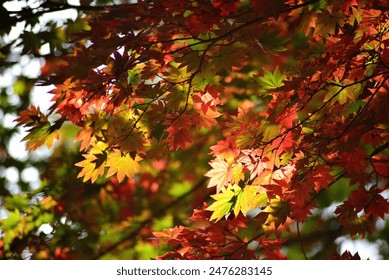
(207, 184), (269, 221)
(258, 66), (285, 92)
(314, 10), (345, 38)
(207, 184), (242, 221)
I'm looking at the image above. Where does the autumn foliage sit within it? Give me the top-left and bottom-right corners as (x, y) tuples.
(1, 0), (389, 259)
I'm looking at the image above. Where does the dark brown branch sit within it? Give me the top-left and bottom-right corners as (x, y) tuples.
(369, 143), (389, 158)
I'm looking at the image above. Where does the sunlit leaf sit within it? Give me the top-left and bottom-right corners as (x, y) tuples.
(207, 184), (241, 221)
(106, 150), (142, 183)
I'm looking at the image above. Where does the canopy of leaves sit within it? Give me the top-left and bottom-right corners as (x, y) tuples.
(1, 0), (389, 260)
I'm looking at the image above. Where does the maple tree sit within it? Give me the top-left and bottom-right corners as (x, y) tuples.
(1, 0), (389, 259)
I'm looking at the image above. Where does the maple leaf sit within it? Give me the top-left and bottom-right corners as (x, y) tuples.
(106, 150), (142, 183)
(340, 149), (368, 177)
(274, 105), (298, 129)
(193, 90), (221, 129)
(75, 141), (108, 183)
(289, 181), (312, 207)
(258, 67), (285, 93)
(107, 109), (149, 153)
(74, 127), (93, 151)
(153, 226), (187, 241)
(350, 186), (389, 221)
(15, 105), (44, 127)
(184, 12), (218, 36)
(164, 114), (193, 151)
(306, 164), (334, 192)
(240, 149), (269, 180)
(335, 201), (375, 238)
(262, 196), (291, 237)
(259, 123), (280, 143)
(207, 183), (269, 222)
(212, 0), (239, 17)
(205, 156), (231, 193)
(209, 138), (240, 160)
(371, 155), (389, 177)
(290, 202), (315, 223)
(22, 123), (59, 151)
(193, 109), (221, 130)
(324, 79), (362, 105)
(15, 105), (60, 150)
(231, 163), (245, 184)
(271, 130), (296, 154)
(234, 185), (268, 216)
(365, 193), (389, 220)
(254, 166), (295, 198)
(314, 9), (345, 38)
(207, 184), (241, 222)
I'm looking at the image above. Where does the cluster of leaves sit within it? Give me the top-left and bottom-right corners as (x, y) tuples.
(1, 0), (389, 259)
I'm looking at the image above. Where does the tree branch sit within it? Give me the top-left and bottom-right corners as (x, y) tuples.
(370, 143), (389, 158)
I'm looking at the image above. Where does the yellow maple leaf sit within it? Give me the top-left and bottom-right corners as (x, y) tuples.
(106, 150), (142, 183)
(75, 141), (108, 183)
(208, 184), (269, 221)
(22, 123), (59, 151)
(231, 163), (244, 184)
(234, 185), (268, 216)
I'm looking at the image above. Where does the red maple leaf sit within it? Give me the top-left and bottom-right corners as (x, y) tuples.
(164, 114), (193, 151)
